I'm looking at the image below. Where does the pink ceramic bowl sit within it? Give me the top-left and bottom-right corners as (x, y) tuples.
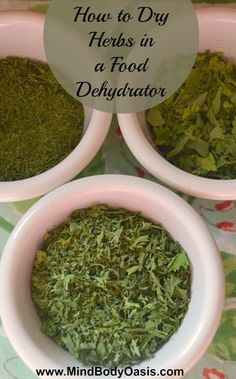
(0, 12), (112, 202)
(0, 175), (224, 379)
(118, 8), (236, 200)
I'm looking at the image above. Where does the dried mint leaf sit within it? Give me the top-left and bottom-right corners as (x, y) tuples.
(147, 51), (236, 179)
(0, 57), (84, 181)
(31, 204), (191, 368)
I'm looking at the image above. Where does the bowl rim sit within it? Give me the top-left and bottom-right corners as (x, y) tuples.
(0, 11), (112, 202)
(0, 175), (225, 378)
(118, 7), (236, 200)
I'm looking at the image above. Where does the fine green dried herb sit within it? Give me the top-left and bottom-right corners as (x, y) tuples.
(31, 204), (191, 368)
(0, 57), (84, 181)
(147, 51), (236, 179)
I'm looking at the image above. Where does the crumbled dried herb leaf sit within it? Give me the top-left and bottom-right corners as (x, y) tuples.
(31, 204), (191, 368)
(147, 51), (236, 179)
(0, 57), (84, 181)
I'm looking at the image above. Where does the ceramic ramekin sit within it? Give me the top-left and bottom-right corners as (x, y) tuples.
(118, 8), (236, 200)
(0, 175), (224, 379)
(0, 12), (112, 202)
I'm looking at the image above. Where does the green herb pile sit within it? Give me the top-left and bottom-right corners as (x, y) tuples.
(0, 57), (84, 181)
(31, 204), (191, 368)
(147, 52), (236, 179)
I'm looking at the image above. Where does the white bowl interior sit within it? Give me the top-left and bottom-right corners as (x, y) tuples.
(118, 8), (236, 200)
(0, 12), (46, 61)
(198, 8), (236, 60)
(0, 176), (224, 378)
(0, 12), (111, 201)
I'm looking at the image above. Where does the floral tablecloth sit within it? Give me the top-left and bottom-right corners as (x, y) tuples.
(0, 2), (236, 379)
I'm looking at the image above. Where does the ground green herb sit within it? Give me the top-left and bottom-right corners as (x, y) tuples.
(0, 57), (84, 181)
(31, 204), (191, 368)
(147, 51), (236, 179)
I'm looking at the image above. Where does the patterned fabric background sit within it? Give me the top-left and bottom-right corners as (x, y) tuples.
(0, 2), (236, 379)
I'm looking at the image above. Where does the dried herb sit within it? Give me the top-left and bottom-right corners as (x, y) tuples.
(0, 57), (84, 181)
(147, 52), (236, 179)
(31, 204), (191, 368)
